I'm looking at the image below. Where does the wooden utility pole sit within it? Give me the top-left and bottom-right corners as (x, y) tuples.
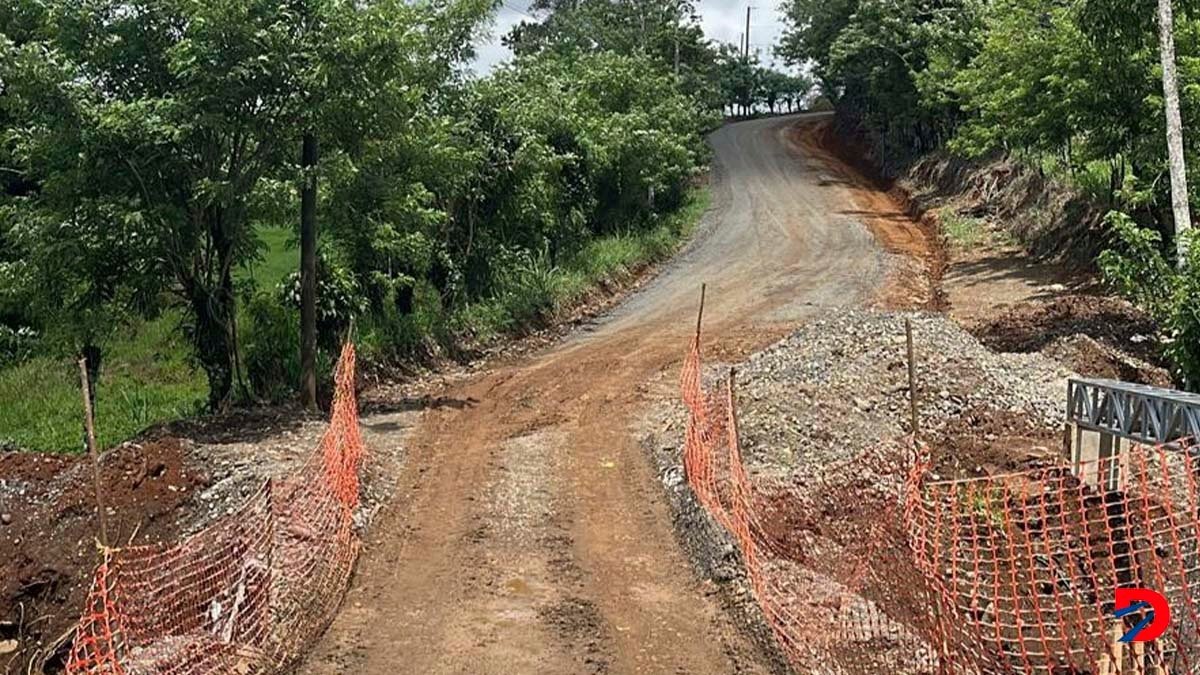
(300, 132), (319, 409)
(744, 6), (751, 59)
(1157, 0), (1193, 266)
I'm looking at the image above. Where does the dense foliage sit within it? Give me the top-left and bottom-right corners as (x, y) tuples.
(1100, 213), (1200, 386)
(0, 0), (761, 430)
(778, 0), (1200, 385)
(777, 0), (1200, 215)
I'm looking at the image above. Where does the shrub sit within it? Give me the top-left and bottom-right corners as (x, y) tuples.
(241, 293), (302, 403)
(1098, 211), (1200, 388)
(0, 325), (38, 367)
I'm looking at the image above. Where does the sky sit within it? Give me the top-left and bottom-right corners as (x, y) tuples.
(469, 0), (791, 75)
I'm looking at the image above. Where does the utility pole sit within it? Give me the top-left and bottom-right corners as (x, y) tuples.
(744, 6), (751, 59)
(1157, 0), (1193, 266)
(299, 132), (319, 409)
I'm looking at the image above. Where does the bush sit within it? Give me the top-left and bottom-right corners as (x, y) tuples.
(239, 293), (333, 405)
(241, 293), (302, 403)
(0, 325), (38, 367)
(1098, 211), (1200, 388)
(278, 258), (366, 349)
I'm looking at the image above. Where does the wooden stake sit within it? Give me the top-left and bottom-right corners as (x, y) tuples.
(1133, 641), (1146, 675)
(78, 358), (109, 548)
(695, 283), (707, 338)
(905, 318), (920, 440)
(1112, 622), (1126, 674)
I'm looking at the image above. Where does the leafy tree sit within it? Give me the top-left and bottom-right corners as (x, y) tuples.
(778, 0), (981, 160)
(505, 0), (725, 109)
(1100, 211), (1200, 385)
(0, 0), (489, 409)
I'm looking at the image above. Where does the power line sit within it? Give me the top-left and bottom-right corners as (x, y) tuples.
(500, 1), (538, 20)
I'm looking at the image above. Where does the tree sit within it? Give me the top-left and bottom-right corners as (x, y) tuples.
(1, 0), (489, 409)
(1157, 0), (1193, 265)
(504, 0), (725, 110)
(0, 22), (162, 408)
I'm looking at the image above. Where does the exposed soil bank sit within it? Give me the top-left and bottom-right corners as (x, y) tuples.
(820, 115), (1174, 388)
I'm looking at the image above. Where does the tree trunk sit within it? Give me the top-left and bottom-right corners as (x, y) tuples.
(300, 133), (319, 410)
(1158, 0), (1193, 266)
(189, 283), (235, 411)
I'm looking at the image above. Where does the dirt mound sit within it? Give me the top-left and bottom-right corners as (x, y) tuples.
(972, 293), (1159, 359)
(970, 294), (1172, 386)
(0, 440), (206, 672)
(1041, 333), (1173, 387)
(927, 407), (1063, 481)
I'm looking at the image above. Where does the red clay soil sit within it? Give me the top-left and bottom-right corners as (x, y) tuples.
(0, 439), (207, 673)
(928, 407), (1065, 481)
(970, 294), (1174, 386)
(791, 118), (947, 311)
(972, 294), (1162, 362)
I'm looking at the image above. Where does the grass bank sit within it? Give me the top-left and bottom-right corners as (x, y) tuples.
(0, 314), (206, 452)
(0, 187), (711, 453)
(445, 186), (711, 347)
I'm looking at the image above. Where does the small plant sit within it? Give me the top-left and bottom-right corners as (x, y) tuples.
(941, 210), (985, 249)
(1099, 211), (1200, 388)
(0, 325), (38, 367)
(278, 257), (367, 347)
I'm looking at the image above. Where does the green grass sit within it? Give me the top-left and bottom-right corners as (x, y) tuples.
(0, 191), (711, 452)
(940, 209), (986, 250)
(0, 313), (206, 453)
(452, 187), (711, 344)
(243, 226), (298, 286)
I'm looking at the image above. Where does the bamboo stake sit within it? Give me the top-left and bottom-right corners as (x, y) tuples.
(1099, 652), (1113, 675)
(1112, 622), (1126, 675)
(78, 358), (109, 548)
(695, 283), (706, 338)
(905, 318), (921, 440)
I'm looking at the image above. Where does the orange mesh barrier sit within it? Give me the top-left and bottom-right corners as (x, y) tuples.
(680, 330), (1200, 674)
(66, 341), (363, 675)
(907, 444), (1200, 674)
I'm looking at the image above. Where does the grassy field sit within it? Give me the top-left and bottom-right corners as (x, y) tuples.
(0, 192), (709, 453)
(245, 226), (299, 285)
(0, 228), (299, 454)
(0, 314), (206, 452)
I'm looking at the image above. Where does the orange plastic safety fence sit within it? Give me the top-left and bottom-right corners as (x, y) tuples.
(680, 330), (1200, 674)
(907, 444), (1200, 674)
(681, 333), (938, 673)
(66, 341), (363, 675)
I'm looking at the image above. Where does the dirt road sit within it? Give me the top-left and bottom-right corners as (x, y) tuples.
(300, 114), (895, 674)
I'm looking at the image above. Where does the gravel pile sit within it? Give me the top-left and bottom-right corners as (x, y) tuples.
(640, 310), (1080, 673)
(732, 309), (1072, 482)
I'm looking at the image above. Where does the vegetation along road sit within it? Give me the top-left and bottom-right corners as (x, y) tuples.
(299, 113), (894, 674)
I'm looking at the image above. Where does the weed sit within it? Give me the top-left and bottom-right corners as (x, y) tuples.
(941, 210), (986, 249)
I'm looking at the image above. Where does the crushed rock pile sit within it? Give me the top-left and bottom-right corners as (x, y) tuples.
(733, 309), (1071, 482)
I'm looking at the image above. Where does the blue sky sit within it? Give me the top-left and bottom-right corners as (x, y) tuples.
(469, 0), (792, 74)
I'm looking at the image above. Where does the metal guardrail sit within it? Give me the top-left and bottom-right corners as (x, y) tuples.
(1067, 378), (1200, 447)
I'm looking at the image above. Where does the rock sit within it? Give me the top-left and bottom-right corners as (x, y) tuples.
(0, 639), (16, 655)
(0, 513), (10, 525)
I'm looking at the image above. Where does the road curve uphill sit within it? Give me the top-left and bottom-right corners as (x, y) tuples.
(300, 113), (894, 674)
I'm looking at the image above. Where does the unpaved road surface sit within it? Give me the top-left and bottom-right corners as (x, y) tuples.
(301, 114), (896, 674)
